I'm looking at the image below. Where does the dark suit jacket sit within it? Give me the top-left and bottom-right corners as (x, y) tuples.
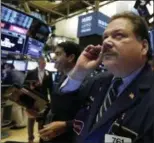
(25, 68), (53, 101)
(42, 73), (97, 143)
(41, 73), (82, 143)
(74, 64), (154, 143)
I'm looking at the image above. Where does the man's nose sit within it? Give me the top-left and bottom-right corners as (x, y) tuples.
(102, 37), (113, 50)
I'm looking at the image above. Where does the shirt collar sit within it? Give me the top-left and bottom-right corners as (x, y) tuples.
(122, 65), (144, 86)
(113, 65), (144, 95)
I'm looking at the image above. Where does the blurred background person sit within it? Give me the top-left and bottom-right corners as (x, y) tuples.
(2, 63), (27, 129)
(25, 57), (53, 143)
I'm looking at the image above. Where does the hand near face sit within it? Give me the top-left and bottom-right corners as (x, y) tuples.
(70, 45), (103, 80)
(39, 121), (67, 141)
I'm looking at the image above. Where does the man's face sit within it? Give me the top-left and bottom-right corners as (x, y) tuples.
(102, 18), (148, 77)
(54, 47), (69, 72)
(39, 58), (46, 70)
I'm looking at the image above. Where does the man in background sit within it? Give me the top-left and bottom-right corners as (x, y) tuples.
(40, 41), (82, 143)
(25, 57), (53, 143)
(2, 64), (16, 84)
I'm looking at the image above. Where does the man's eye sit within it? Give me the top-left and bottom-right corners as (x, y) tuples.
(103, 36), (108, 40)
(114, 33), (125, 39)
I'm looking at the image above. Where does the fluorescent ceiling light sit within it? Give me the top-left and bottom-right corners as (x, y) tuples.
(146, 1), (154, 15)
(55, 0), (62, 4)
(149, 17), (154, 23)
(50, 53), (55, 59)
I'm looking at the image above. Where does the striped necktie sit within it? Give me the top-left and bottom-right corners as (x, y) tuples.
(96, 78), (123, 123)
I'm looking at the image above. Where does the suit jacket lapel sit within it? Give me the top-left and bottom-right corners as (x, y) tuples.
(85, 75), (113, 132)
(35, 68), (39, 80)
(89, 64), (153, 135)
(90, 84), (139, 134)
(42, 70), (47, 83)
(39, 69), (49, 85)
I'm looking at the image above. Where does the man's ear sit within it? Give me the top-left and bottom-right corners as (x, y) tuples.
(141, 39), (149, 56)
(68, 54), (75, 63)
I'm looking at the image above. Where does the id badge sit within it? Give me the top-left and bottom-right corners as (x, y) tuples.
(105, 134), (132, 143)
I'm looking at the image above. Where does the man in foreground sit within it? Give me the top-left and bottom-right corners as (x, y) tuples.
(39, 12), (154, 143)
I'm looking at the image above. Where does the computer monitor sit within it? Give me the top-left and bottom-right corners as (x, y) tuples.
(27, 61), (38, 70)
(1, 30), (26, 54)
(45, 62), (57, 72)
(24, 37), (44, 58)
(1, 5), (33, 34)
(1, 3), (50, 41)
(13, 60), (26, 71)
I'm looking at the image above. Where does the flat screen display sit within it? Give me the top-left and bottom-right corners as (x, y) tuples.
(13, 60), (26, 71)
(1, 5), (33, 30)
(1, 4), (50, 41)
(27, 19), (50, 42)
(1, 30), (26, 54)
(146, 1), (153, 15)
(27, 61), (38, 70)
(24, 37), (44, 58)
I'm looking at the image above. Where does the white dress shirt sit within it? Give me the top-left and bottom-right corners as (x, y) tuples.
(38, 68), (45, 84)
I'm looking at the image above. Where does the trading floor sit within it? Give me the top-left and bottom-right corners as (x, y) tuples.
(1, 123), (39, 143)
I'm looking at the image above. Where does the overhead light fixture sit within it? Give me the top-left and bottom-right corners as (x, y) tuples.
(149, 17), (154, 23)
(54, 0), (62, 4)
(48, 0), (62, 4)
(50, 53), (55, 59)
(146, 1), (154, 15)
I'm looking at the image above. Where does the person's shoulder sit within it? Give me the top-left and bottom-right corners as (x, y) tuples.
(94, 72), (113, 80)
(28, 68), (38, 73)
(82, 71), (112, 87)
(139, 68), (154, 104)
